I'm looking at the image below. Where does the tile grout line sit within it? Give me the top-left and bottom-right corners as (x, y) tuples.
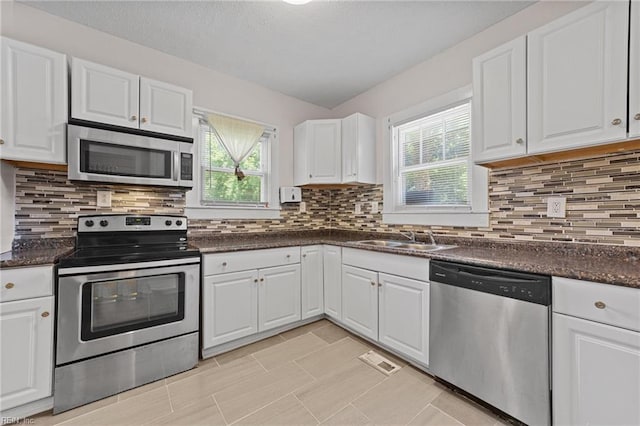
(249, 353), (269, 372)
(292, 392), (322, 425)
(348, 403), (373, 423)
(226, 391), (298, 425)
(211, 393), (230, 426)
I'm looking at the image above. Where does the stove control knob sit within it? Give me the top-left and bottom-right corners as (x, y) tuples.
(85, 220), (94, 227)
(176, 220), (183, 226)
(99, 220), (109, 227)
(165, 220), (172, 226)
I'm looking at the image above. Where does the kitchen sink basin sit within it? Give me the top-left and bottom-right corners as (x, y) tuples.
(355, 240), (456, 252)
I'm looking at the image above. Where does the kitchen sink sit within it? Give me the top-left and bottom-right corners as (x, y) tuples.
(355, 240), (456, 252)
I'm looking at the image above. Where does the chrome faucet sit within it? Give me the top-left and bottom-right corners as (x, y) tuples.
(399, 230), (416, 242)
(426, 230), (436, 246)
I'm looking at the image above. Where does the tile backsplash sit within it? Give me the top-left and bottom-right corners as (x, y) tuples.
(11, 147), (640, 246)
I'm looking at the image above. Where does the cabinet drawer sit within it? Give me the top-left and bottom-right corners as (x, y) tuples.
(0, 266), (53, 302)
(342, 248), (429, 282)
(203, 247), (301, 276)
(553, 277), (640, 332)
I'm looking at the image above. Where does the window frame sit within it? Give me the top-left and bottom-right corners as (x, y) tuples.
(185, 108), (281, 220)
(383, 86), (489, 227)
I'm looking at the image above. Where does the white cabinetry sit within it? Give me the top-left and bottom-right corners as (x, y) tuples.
(294, 119), (342, 185)
(340, 248), (430, 365)
(301, 246), (323, 320)
(294, 113), (376, 186)
(72, 58), (192, 138)
(630, 0), (640, 138)
(341, 113), (376, 184)
(0, 37), (67, 164)
(342, 265), (378, 340)
(201, 247), (301, 351)
(528, 1), (629, 153)
(323, 245), (342, 320)
(553, 277), (640, 426)
(0, 266), (54, 412)
(472, 37), (527, 162)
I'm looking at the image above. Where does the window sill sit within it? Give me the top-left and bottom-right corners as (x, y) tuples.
(383, 211), (489, 227)
(185, 206), (282, 220)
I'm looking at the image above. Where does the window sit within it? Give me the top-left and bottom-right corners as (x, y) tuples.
(185, 110), (280, 220)
(200, 125), (268, 206)
(383, 86), (488, 227)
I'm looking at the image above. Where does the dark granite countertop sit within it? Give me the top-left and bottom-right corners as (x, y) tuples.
(3, 231), (638, 289)
(192, 230), (640, 289)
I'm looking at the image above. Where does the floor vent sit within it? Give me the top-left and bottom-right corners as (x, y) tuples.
(358, 350), (401, 375)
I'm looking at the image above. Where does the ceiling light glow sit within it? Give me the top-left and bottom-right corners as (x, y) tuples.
(283, 0), (312, 5)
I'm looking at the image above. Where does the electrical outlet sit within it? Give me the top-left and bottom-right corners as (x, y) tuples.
(547, 197), (566, 218)
(97, 190), (111, 208)
(355, 203), (362, 214)
(370, 201), (379, 214)
(299, 201), (306, 213)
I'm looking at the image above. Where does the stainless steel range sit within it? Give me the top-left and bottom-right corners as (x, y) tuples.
(54, 215), (200, 414)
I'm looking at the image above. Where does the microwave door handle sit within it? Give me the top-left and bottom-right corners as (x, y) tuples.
(173, 151), (179, 181)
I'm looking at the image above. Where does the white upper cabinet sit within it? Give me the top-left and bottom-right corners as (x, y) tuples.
(301, 246), (324, 320)
(139, 77), (193, 138)
(72, 58), (193, 138)
(472, 36), (527, 162)
(294, 113), (376, 186)
(294, 119), (342, 185)
(527, 1), (629, 153)
(0, 37), (67, 164)
(341, 113), (376, 184)
(72, 58), (140, 130)
(630, 0), (640, 138)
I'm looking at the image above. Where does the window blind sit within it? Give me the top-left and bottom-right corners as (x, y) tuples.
(397, 102), (471, 207)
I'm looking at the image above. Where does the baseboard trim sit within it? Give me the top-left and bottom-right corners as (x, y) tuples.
(1, 396), (53, 422)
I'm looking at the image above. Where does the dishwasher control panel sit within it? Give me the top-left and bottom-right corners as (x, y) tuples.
(430, 260), (551, 305)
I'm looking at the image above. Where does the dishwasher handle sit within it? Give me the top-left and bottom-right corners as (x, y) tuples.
(430, 260), (551, 305)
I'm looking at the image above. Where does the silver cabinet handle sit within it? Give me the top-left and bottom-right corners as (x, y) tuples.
(222, 262), (227, 267)
(611, 118), (622, 126)
(41, 311), (50, 318)
(302, 254), (307, 258)
(131, 115), (138, 121)
(515, 138), (524, 144)
(141, 117), (148, 124)
(254, 278), (258, 283)
(5, 282), (15, 289)
(594, 301), (606, 309)
(634, 113), (640, 121)
(0, 139), (4, 145)
(370, 281), (376, 286)
(309, 174), (312, 178)
(260, 278), (264, 282)
(286, 254), (291, 258)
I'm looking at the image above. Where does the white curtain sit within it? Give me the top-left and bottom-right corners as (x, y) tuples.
(207, 114), (264, 180)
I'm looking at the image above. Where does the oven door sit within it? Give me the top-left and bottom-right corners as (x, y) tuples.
(56, 259), (200, 365)
(67, 124), (193, 188)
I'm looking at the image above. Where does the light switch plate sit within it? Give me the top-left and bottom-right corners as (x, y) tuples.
(547, 197), (566, 218)
(299, 201), (306, 213)
(97, 190), (111, 207)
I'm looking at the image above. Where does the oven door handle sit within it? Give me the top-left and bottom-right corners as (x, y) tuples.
(58, 257), (201, 276)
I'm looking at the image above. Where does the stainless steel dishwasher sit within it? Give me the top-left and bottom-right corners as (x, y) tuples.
(429, 260), (551, 426)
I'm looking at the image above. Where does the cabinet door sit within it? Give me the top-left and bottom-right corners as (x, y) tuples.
(341, 265), (378, 340)
(0, 37), (67, 164)
(139, 78), (193, 138)
(472, 36), (527, 163)
(72, 58), (140, 129)
(202, 270), (258, 349)
(258, 264), (301, 332)
(378, 273), (429, 365)
(323, 245), (342, 320)
(553, 313), (640, 426)
(308, 120), (341, 184)
(528, 1), (628, 153)
(0, 296), (54, 410)
(341, 113), (376, 184)
(630, 0), (640, 138)
(301, 246), (323, 320)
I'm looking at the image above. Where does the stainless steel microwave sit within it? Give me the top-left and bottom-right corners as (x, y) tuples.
(67, 124), (193, 188)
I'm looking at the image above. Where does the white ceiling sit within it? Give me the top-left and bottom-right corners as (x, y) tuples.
(20, 0), (534, 109)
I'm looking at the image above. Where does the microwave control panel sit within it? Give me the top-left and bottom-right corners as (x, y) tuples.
(181, 153), (193, 181)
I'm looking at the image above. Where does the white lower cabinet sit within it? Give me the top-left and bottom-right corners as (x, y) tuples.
(259, 265), (301, 332)
(201, 249), (302, 352)
(323, 245), (342, 320)
(342, 265), (378, 340)
(378, 273), (429, 365)
(553, 277), (640, 426)
(202, 270), (258, 348)
(0, 296), (54, 411)
(301, 246), (323, 320)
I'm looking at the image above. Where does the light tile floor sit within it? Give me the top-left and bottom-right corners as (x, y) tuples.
(33, 320), (509, 426)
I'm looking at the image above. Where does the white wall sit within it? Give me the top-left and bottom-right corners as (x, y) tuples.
(331, 1), (587, 182)
(0, 0), (332, 189)
(0, 163), (15, 252)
